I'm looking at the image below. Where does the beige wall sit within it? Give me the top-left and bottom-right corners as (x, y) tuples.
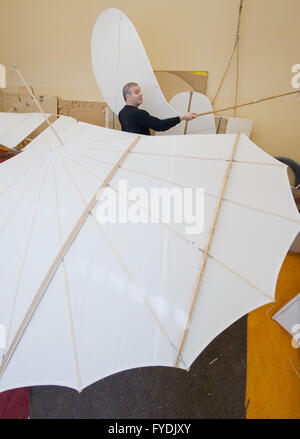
(0, 0), (299, 162)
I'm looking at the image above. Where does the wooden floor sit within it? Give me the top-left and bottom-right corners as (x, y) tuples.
(246, 252), (300, 419)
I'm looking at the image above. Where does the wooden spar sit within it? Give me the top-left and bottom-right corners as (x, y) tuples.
(196, 90), (300, 118)
(174, 133), (241, 367)
(13, 65), (64, 147)
(0, 136), (141, 378)
(184, 91), (193, 135)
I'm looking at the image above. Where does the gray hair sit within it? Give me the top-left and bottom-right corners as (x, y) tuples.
(122, 82), (138, 101)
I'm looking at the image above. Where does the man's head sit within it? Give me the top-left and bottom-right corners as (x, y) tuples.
(122, 82), (143, 107)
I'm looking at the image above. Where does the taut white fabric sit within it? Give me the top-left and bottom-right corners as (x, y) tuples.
(159, 91), (216, 135)
(272, 293), (300, 343)
(0, 114), (299, 392)
(0, 113), (48, 148)
(91, 8), (179, 119)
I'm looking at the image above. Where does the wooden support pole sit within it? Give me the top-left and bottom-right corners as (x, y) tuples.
(174, 133), (240, 367)
(196, 91), (299, 118)
(13, 65), (64, 147)
(184, 91), (193, 135)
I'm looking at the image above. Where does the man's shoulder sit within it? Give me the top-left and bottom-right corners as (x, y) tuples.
(118, 105), (127, 116)
(119, 105), (137, 112)
(133, 107), (150, 120)
(119, 105), (148, 119)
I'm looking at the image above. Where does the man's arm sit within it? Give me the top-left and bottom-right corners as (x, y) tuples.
(137, 110), (196, 132)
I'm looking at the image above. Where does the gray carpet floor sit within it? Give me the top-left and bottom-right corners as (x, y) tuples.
(29, 316), (247, 419)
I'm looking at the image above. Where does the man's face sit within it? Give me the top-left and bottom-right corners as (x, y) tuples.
(126, 85), (143, 107)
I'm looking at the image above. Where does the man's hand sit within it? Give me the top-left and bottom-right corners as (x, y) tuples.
(180, 112), (197, 121)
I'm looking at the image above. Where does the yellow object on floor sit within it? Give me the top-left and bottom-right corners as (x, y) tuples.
(246, 252), (300, 419)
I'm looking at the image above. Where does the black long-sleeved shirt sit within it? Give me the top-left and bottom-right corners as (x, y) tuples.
(118, 105), (181, 135)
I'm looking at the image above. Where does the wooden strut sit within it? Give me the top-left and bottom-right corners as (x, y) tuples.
(195, 90), (300, 118)
(184, 91), (193, 135)
(13, 65), (64, 147)
(0, 135), (141, 378)
(174, 133), (241, 367)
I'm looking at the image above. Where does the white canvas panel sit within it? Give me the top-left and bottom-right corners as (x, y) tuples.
(25, 116), (77, 152)
(122, 152), (228, 197)
(65, 146), (129, 172)
(91, 8), (178, 119)
(0, 113), (46, 148)
(61, 150), (115, 186)
(0, 113), (39, 138)
(210, 198), (300, 295)
(161, 92), (216, 135)
(3, 166), (63, 345)
(64, 214), (184, 387)
(0, 163), (50, 338)
(109, 166), (217, 253)
(272, 293), (300, 341)
(226, 161), (299, 220)
(0, 155), (47, 192)
(0, 156), (44, 211)
(0, 264), (79, 392)
(234, 134), (280, 165)
(49, 160), (100, 242)
(134, 133), (234, 160)
(0, 140), (47, 186)
(182, 257), (271, 366)
(94, 205), (202, 354)
(64, 137), (137, 154)
(68, 121), (134, 143)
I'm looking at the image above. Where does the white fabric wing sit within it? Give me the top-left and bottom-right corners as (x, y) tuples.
(0, 113), (48, 148)
(0, 117), (299, 392)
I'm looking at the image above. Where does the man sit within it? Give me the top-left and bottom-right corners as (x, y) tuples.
(118, 82), (196, 135)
